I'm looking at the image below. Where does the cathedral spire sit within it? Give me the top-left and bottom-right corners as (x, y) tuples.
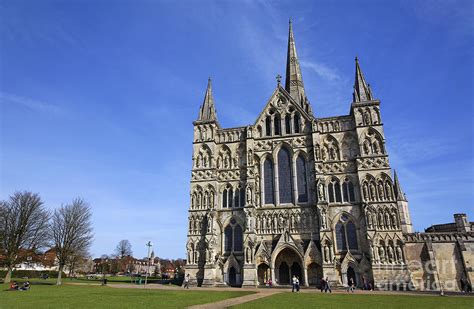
(197, 78), (217, 122)
(393, 170), (407, 201)
(353, 57), (373, 102)
(285, 19), (307, 108)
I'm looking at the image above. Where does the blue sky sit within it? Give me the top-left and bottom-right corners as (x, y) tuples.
(1, 0), (473, 259)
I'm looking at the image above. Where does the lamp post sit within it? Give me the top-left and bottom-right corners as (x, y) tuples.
(144, 241), (153, 288)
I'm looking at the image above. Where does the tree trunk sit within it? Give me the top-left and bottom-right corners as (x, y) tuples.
(57, 265), (64, 285)
(4, 266), (12, 283)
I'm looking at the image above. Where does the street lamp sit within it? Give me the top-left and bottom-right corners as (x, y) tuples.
(144, 241), (153, 287)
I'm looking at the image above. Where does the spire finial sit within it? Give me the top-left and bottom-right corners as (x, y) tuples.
(353, 57), (373, 102)
(276, 74), (282, 86)
(285, 21), (307, 109)
(197, 78), (217, 122)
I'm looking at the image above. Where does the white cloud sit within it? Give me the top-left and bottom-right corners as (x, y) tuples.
(300, 60), (342, 82)
(0, 92), (63, 114)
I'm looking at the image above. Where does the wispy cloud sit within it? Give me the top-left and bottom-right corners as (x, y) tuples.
(300, 60), (342, 81)
(0, 92), (63, 114)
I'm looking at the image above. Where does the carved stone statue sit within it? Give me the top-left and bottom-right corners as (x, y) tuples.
(370, 183), (377, 201)
(246, 186), (252, 205)
(320, 209), (327, 230)
(318, 182), (325, 201)
(379, 246), (385, 263)
(396, 246), (403, 263)
(378, 183), (385, 200)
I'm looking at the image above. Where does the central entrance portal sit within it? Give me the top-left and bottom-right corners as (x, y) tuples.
(274, 247), (303, 286)
(229, 267), (237, 286)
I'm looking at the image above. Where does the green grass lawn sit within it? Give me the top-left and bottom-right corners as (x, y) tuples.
(231, 292), (474, 309)
(0, 284), (253, 309)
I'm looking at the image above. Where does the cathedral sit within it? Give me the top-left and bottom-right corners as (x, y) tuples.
(185, 21), (473, 291)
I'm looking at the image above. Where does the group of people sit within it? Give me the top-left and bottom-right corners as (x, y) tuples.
(319, 277), (332, 293)
(9, 281), (30, 291)
(291, 275), (300, 292)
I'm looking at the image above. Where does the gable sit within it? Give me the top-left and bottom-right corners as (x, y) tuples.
(253, 86), (313, 133)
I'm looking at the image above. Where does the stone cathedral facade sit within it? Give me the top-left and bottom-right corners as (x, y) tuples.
(185, 22), (473, 291)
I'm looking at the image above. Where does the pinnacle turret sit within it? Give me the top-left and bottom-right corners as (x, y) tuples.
(197, 78), (217, 122)
(394, 170), (407, 201)
(353, 57), (374, 102)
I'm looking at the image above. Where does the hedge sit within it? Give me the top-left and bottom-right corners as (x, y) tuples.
(0, 270), (66, 279)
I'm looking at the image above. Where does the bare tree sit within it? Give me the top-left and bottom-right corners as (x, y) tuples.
(115, 239), (132, 259)
(51, 198), (93, 285)
(0, 192), (50, 283)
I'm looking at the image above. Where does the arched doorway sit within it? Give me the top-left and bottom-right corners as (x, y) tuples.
(307, 263), (323, 287)
(257, 263), (270, 285)
(347, 266), (357, 286)
(279, 262), (290, 285)
(274, 247), (304, 286)
(229, 267), (237, 286)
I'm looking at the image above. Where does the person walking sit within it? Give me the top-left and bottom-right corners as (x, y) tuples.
(324, 277), (332, 293)
(296, 276), (300, 292)
(183, 274), (190, 289)
(292, 275), (297, 292)
(347, 278), (355, 293)
(320, 278), (326, 292)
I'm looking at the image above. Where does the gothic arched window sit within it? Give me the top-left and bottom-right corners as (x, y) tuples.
(234, 188), (240, 208)
(224, 219), (242, 253)
(233, 225), (243, 251)
(328, 178), (342, 203)
(274, 114), (281, 136)
(285, 114), (291, 134)
(240, 189), (245, 207)
(278, 148), (293, 204)
(224, 225), (232, 252)
(264, 158), (275, 204)
(228, 188), (233, 208)
(336, 217), (358, 252)
(296, 155), (308, 203)
(342, 179), (355, 202)
(335, 182), (342, 202)
(265, 116), (272, 136)
(346, 221), (358, 250)
(328, 182), (335, 203)
(336, 222), (347, 251)
(294, 114), (300, 133)
(222, 189), (228, 208)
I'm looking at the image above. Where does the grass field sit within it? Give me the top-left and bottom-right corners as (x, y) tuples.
(231, 292), (474, 309)
(0, 284), (253, 309)
(2, 281), (473, 309)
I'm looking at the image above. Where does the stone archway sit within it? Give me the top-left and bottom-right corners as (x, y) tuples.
(257, 263), (270, 285)
(274, 247), (304, 286)
(307, 263), (323, 287)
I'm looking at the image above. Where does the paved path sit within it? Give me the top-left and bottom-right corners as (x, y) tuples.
(186, 290), (281, 309)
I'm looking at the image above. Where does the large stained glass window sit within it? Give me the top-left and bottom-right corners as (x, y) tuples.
(296, 155), (308, 203)
(278, 148), (293, 203)
(264, 159), (274, 204)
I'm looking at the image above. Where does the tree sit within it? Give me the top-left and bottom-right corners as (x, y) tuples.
(0, 192), (50, 283)
(115, 239), (132, 259)
(51, 198), (93, 285)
